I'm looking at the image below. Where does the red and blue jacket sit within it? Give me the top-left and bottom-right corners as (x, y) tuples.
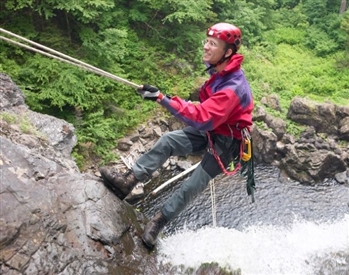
(158, 54), (254, 140)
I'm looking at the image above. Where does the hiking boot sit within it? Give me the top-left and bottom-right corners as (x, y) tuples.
(99, 166), (139, 200)
(142, 212), (168, 249)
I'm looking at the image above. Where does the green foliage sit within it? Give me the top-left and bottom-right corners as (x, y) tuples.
(301, 0), (346, 52)
(276, 0), (301, 9)
(342, 10), (349, 35)
(5, 0), (115, 21)
(0, 45), (21, 73)
(80, 27), (129, 66)
(338, 10), (349, 66)
(139, 0), (216, 23)
(17, 56), (104, 112)
(303, 26), (338, 56)
(327, 14), (348, 49)
(264, 27), (306, 45)
(243, 42), (349, 113)
(302, 0), (328, 24)
(274, 5), (308, 28)
(4, 0), (34, 10)
(163, 0), (215, 24)
(77, 110), (118, 145)
(57, 0), (115, 23)
(286, 121), (305, 138)
(0, 111), (43, 136)
(0, 112), (17, 124)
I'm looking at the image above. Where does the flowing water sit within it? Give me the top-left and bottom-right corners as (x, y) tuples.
(136, 165), (349, 275)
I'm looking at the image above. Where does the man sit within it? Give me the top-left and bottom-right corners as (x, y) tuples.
(99, 22), (255, 248)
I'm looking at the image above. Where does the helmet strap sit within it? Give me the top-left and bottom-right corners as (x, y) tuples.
(205, 45), (236, 71)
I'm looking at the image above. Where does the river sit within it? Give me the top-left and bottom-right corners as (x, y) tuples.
(136, 165), (349, 275)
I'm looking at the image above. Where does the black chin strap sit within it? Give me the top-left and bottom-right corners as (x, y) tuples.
(205, 49), (234, 72)
(205, 64), (215, 72)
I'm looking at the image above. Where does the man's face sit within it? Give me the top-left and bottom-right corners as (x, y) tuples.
(202, 37), (226, 64)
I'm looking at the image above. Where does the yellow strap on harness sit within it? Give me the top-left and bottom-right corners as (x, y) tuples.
(241, 128), (251, 162)
(242, 139), (252, 161)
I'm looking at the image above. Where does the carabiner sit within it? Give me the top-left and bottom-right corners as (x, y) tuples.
(242, 138), (251, 162)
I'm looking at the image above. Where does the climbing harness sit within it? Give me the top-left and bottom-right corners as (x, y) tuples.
(207, 127), (256, 202)
(0, 28), (141, 89)
(206, 128), (248, 176)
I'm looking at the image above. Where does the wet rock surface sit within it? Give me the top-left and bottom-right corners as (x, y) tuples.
(0, 73), (155, 275)
(253, 95), (349, 184)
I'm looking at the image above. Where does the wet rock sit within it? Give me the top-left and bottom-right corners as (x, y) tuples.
(195, 262), (241, 275)
(339, 116), (349, 141)
(335, 169), (349, 184)
(253, 105), (267, 121)
(0, 73), (158, 275)
(264, 113), (286, 140)
(287, 97), (338, 135)
(251, 126), (278, 164)
(117, 138), (133, 151)
(0, 73), (25, 109)
(259, 97), (348, 184)
(177, 160), (194, 170)
(261, 93), (282, 112)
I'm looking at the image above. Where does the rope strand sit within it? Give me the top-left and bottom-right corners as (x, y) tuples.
(0, 28), (141, 89)
(209, 179), (217, 227)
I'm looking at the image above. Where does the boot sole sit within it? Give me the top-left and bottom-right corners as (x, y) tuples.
(141, 235), (155, 249)
(100, 174), (127, 200)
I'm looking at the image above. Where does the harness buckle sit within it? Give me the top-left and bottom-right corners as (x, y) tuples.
(241, 128), (251, 162)
(241, 139), (252, 162)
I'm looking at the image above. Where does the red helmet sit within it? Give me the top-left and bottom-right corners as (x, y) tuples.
(206, 23), (242, 50)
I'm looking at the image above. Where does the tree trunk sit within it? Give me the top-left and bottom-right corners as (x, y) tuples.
(340, 0), (347, 14)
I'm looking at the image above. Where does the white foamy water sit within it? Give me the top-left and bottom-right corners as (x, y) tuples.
(158, 214), (349, 275)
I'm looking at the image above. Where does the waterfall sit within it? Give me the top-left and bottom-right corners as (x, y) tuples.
(158, 214), (349, 274)
(139, 165), (349, 274)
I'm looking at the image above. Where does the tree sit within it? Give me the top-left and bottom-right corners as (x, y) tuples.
(340, 0), (348, 14)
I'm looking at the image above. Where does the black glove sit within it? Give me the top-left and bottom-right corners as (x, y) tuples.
(137, 84), (161, 101)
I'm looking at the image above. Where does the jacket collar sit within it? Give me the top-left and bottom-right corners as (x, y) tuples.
(220, 54), (243, 75)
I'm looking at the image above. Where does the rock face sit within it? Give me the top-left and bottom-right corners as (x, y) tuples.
(253, 95), (349, 184)
(0, 73), (159, 275)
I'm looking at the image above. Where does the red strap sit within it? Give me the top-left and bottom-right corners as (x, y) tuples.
(206, 132), (242, 176)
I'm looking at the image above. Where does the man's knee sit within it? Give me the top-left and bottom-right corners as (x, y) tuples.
(200, 153), (222, 178)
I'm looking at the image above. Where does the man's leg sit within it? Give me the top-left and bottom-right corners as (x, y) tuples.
(142, 135), (241, 248)
(161, 151), (222, 221)
(132, 127), (208, 181)
(142, 152), (221, 248)
(100, 127), (207, 200)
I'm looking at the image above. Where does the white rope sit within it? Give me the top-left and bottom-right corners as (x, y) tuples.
(0, 28), (141, 89)
(209, 179), (217, 227)
(151, 162), (201, 196)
